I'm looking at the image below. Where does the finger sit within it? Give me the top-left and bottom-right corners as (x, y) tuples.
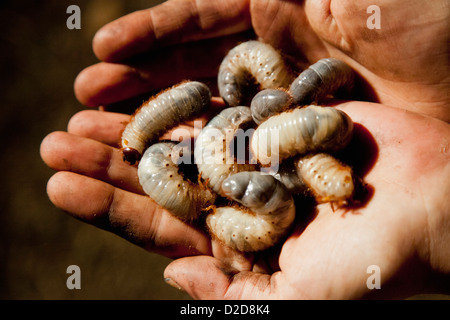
(93, 0), (251, 62)
(75, 32), (251, 107)
(68, 110), (129, 147)
(164, 256), (285, 299)
(40, 131), (143, 194)
(211, 239), (254, 272)
(47, 171), (211, 258)
(250, 0), (328, 65)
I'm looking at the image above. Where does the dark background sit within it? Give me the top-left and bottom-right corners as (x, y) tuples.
(0, 0), (192, 299)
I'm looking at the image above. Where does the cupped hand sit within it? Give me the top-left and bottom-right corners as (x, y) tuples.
(162, 101), (450, 299)
(41, 0), (450, 299)
(41, 98), (450, 299)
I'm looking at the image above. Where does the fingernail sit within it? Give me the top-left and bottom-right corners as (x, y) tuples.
(164, 277), (184, 291)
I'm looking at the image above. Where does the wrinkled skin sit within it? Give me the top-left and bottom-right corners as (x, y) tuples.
(40, 0), (450, 299)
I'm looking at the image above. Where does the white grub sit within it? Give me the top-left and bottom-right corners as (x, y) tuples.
(121, 81), (211, 164)
(218, 40), (293, 107)
(251, 105), (353, 166)
(138, 142), (216, 221)
(290, 58), (355, 105)
(194, 106), (258, 196)
(207, 171), (295, 252)
(296, 153), (354, 206)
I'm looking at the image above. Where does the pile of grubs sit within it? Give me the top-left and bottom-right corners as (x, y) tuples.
(120, 40), (364, 253)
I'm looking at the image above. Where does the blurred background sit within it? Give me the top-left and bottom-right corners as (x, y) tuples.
(0, 0), (193, 299)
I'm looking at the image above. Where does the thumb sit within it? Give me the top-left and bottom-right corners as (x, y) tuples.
(163, 256), (281, 299)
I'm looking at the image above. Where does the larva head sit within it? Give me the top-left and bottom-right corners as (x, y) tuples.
(218, 40), (293, 107)
(250, 88), (293, 124)
(122, 147), (141, 165)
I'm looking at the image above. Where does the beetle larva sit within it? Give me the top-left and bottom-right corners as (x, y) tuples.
(121, 81), (211, 165)
(251, 105), (353, 166)
(206, 171), (295, 252)
(194, 106), (257, 196)
(218, 40), (293, 107)
(296, 153), (354, 206)
(250, 88), (293, 125)
(270, 153), (355, 204)
(289, 58), (355, 105)
(138, 141), (217, 221)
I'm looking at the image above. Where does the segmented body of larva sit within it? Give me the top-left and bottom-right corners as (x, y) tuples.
(289, 58), (355, 105)
(270, 153), (355, 205)
(138, 142), (216, 221)
(206, 171), (295, 252)
(251, 105), (354, 166)
(218, 40), (293, 107)
(250, 88), (293, 125)
(121, 81), (211, 165)
(296, 153), (354, 205)
(194, 106), (257, 196)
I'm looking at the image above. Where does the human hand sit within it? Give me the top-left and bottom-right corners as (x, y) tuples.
(42, 0), (450, 299)
(41, 99), (450, 299)
(161, 101), (450, 299)
(40, 108), (214, 259)
(75, 0), (449, 121)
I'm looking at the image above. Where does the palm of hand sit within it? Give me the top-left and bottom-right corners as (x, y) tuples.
(165, 100), (449, 299)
